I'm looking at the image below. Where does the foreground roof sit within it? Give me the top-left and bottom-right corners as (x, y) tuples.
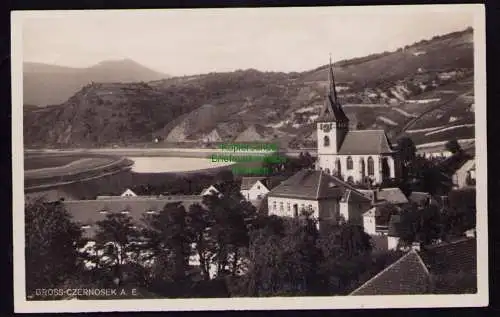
(350, 250), (430, 295)
(267, 169), (344, 200)
(420, 238), (477, 275)
(338, 130), (394, 155)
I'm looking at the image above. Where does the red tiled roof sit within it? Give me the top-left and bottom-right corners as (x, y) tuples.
(267, 169), (344, 200)
(338, 130), (394, 155)
(350, 250), (430, 295)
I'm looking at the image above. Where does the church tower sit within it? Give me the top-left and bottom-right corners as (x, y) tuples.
(316, 56), (349, 174)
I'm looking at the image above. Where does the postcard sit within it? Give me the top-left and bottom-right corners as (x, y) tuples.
(12, 4), (487, 313)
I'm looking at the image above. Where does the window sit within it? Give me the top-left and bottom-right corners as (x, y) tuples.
(273, 201), (277, 210)
(257, 194), (262, 200)
(325, 168), (331, 175)
(308, 204), (313, 211)
(287, 203), (291, 211)
(280, 202), (284, 212)
(367, 156), (375, 176)
(324, 135), (330, 147)
(257, 185), (261, 190)
(336, 159), (342, 176)
(346, 156), (353, 170)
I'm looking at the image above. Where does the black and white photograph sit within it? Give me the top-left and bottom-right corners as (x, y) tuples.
(12, 4), (488, 312)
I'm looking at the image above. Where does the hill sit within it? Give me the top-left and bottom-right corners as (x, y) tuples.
(23, 27), (474, 149)
(23, 59), (169, 106)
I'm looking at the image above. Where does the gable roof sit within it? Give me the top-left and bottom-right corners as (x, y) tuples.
(267, 169), (344, 200)
(200, 185), (220, 196)
(350, 250), (430, 295)
(120, 188), (137, 197)
(240, 177), (268, 191)
(338, 130), (394, 155)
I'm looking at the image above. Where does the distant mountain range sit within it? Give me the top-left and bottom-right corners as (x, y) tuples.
(23, 27), (475, 149)
(23, 59), (169, 106)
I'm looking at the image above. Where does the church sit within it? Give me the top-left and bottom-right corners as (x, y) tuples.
(315, 58), (399, 185)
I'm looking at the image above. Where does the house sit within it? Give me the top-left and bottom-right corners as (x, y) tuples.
(200, 185), (221, 197)
(62, 195), (204, 238)
(452, 159), (476, 188)
(362, 204), (403, 250)
(266, 170), (346, 230)
(315, 58), (399, 185)
(339, 188), (372, 225)
(120, 188), (137, 198)
(349, 237), (477, 295)
(239, 176), (285, 203)
(240, 177), (271, 202)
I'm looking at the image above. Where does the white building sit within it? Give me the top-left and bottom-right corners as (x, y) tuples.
(200, 185), (221, 197)
(267, 170), (344, 230)
(452, 159), (476, 188)
(315, 59), (399, 185)
(240, 177), (271, 202)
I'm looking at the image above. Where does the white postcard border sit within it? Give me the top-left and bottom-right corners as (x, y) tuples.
(12, 4), (488, 312)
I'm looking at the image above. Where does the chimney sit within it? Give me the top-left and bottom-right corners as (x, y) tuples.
(411, 242), (421, 252)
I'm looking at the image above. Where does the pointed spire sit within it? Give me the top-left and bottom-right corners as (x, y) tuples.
(328, 53), (338, 104)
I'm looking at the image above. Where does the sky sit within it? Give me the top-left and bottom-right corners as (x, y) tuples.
(21, 5), (476, 76)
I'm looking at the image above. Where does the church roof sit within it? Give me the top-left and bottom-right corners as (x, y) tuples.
(338, 130), (394, 155)
(267, 169), (344, 200)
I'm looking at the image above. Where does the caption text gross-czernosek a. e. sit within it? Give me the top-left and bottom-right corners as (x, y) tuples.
(33, 288), (139, 298)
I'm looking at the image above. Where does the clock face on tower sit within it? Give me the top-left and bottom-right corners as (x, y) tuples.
(321, 123), (332, 132)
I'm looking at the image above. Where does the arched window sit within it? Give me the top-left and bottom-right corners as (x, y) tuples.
(367, 156), (375, 176)
(360, 158), (366, 178)
(336, 159), (342, 176)
(323, 135), (330, 147)
(346, 156), (353, 170)
(325, 168), (330, 175)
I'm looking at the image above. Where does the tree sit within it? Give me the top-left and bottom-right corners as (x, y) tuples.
(93, 213), (142, 286)
(243, 215), (323, 296)
(141, 202), (192, 284)
(25, 199), (86, 297)
(445, 139), (462, 154)
(398, 204), (442, 246)
(202, 188), (256, 277)
(396, 136), (417, 172)
(186, 203), (215, 280)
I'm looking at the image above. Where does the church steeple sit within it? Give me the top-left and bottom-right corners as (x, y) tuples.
(318, 55), (348, 123)
(328, 54), (338, 104)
